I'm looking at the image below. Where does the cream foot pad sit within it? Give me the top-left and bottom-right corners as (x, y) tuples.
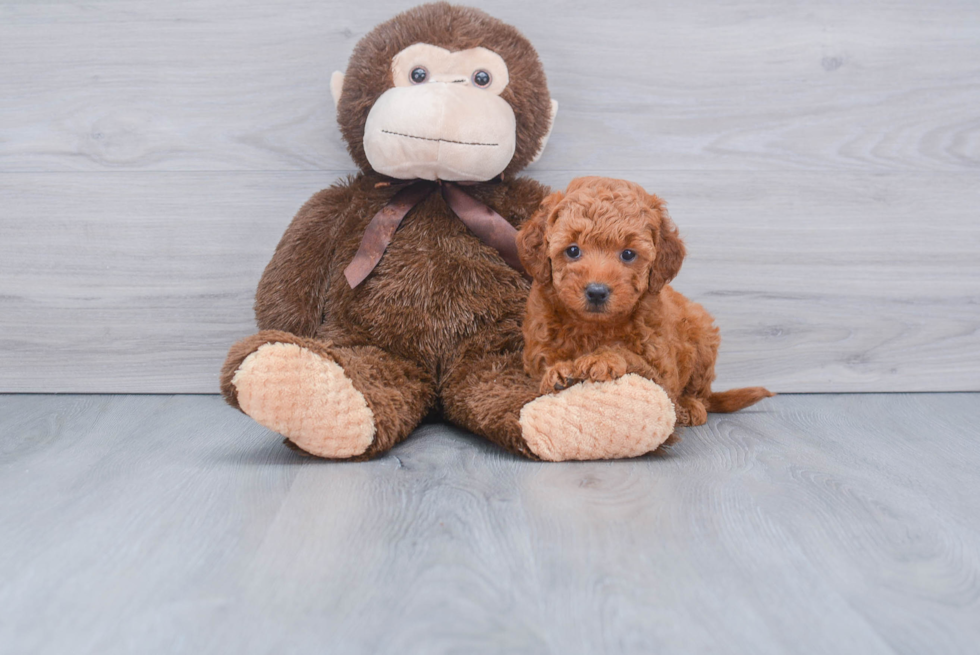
(519, 374), (676, 461)
(232, 343), (376, 458)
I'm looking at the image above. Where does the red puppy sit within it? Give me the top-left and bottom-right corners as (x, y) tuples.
(516, 176), (772, 427)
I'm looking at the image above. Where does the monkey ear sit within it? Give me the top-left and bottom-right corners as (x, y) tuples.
(517, 190), (563, 284)
(330, 71), (345, 109)
(648, 200), (686, 295)
(528, 100), (559, 166)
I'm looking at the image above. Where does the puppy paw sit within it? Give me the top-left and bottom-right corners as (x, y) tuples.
(675, 397), (708, 427)
(571, 352), (628, 384)
(540, 361), (580, 394)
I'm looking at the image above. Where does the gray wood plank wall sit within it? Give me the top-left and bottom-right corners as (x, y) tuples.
(1, 0), (978, 393)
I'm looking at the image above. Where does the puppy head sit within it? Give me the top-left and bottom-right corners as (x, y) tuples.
(517, 176), (685, 322)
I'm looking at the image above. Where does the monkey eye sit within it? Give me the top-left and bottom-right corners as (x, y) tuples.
(410, 67), (428, 84)
(472, 70), (492, 88)
(620, 249), (637, 262)
(565, 245), (581, 259)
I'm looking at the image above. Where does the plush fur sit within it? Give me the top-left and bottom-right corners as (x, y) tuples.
(221, 3), (568, 459)
(519, 374), (676, 461)
(222, 5), (689, 461)
(221, 174), (550, 458)
(337, 2), (553, 179)
(517, 177), (773, 426)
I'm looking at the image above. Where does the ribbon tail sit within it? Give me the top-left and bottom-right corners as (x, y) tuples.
(344, 181), (434, 288)
(441, 183), (526, 275)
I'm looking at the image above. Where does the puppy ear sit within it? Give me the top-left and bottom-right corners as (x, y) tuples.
(517, 190), (563, 284)
(648, 197), (686, 294)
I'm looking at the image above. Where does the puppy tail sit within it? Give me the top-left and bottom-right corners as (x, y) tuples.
(705, 387), (775, 413)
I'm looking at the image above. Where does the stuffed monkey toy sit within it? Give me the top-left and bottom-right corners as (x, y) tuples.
(220, 2), (676, 461)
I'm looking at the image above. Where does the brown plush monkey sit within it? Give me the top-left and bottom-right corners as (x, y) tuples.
(220, 3), (676, 461)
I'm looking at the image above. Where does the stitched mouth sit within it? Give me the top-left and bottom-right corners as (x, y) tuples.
(381, 129), (498, 147)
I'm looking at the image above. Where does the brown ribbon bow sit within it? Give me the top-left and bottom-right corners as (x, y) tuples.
(343, 180), (525, 288)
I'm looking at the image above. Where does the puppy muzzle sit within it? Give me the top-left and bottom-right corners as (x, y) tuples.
(584, 283), (611, 311)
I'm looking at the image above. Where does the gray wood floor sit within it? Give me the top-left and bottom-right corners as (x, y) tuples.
(2, 393), (978, 654)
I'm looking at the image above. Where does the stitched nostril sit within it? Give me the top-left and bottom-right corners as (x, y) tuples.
(585, 283), (610, 304)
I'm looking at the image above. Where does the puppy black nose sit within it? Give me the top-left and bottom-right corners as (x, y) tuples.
(585, 283), (610, 305)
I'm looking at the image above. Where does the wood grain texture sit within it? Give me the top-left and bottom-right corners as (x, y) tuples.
(1, 393), (979, 654)
(2, 170), (977, 392)
(1, 0), (979, 392)
(1, 0), (978, 172)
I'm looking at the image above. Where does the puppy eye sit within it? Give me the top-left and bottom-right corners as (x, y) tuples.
(472, 70), (492, 87)
(620, 249), (637, 262)
(410, 67), (428, 84)
(565, 245), (581, 259)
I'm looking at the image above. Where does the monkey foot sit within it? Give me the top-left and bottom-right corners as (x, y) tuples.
(231, 342), (376, 458)
(518, 374), (676, 461)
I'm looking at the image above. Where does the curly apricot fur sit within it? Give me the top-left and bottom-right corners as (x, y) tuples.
(516, 177), (773, 426)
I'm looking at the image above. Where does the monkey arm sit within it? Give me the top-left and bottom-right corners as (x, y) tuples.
(468, 176), (550, 230)
(499, 178), (550, 228)
(254, 183), (355, 337)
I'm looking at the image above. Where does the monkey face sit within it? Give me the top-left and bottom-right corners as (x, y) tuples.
(361, 44), (518, 182)
(332, 5), (558, 180)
